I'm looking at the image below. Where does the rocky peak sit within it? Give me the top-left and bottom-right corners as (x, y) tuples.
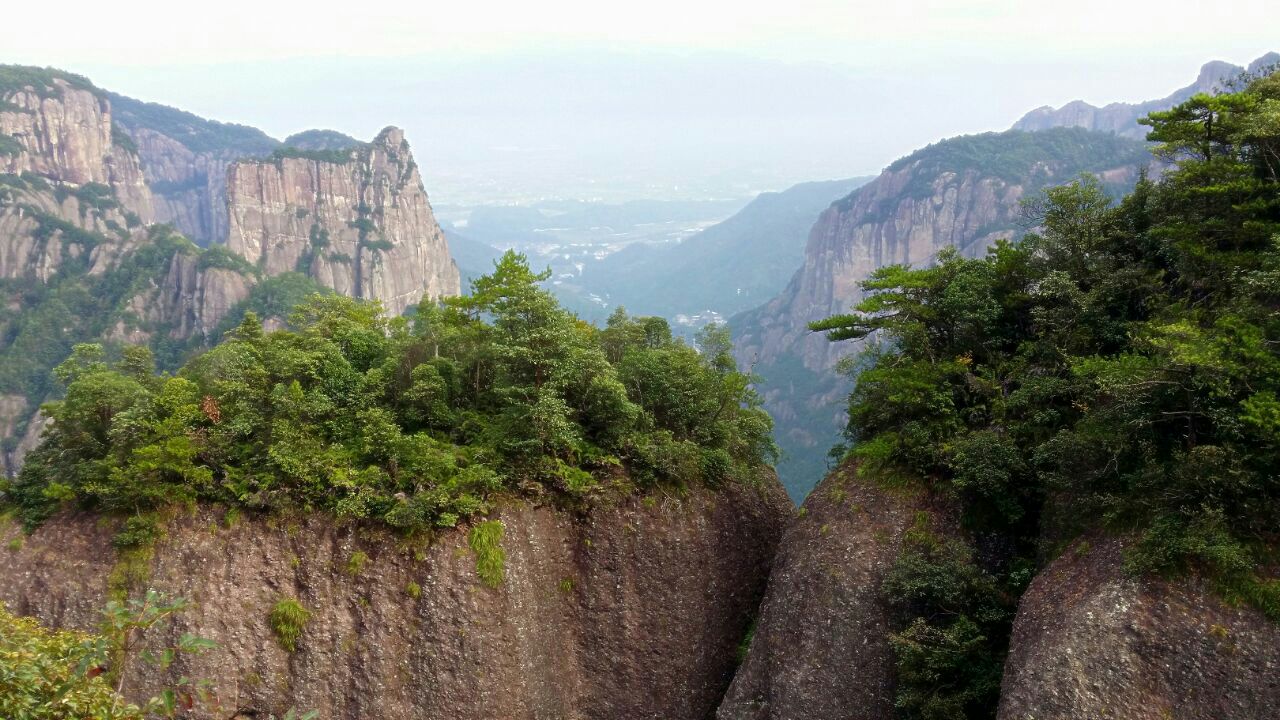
(1248, 51), (1280, 75)
(226, 127), (459, 315)
(1011, 51), (1277, 139)
(0, 71), (153, 222)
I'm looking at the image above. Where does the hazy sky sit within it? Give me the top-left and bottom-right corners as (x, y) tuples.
(6, 0), (1278, 204)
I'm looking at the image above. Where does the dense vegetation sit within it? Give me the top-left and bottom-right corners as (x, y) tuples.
(269, 145), (364, 165)
(881, 126), (1150, 201)
(281, 129), (362, 152)
(3, 252), (775, 533)
(814, 73), (1280, 717)
(106, 92), (280, 156)
(0, 65), (97, 100)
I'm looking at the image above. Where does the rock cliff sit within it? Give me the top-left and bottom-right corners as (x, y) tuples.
(108, 91), (280, 245)
(226, 127), (460, 316)
(997, 537), (1280, 719)
(0, 481), (790, 720)
(1013, 52), (1279, 138)
(718, 465), (952, 720)
(733, 128), (1149, 498)
(0, 73), (152, 223)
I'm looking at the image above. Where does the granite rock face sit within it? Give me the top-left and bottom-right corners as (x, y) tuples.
(0, 481), (790, 720)
(997, 537), (1280, 720)
(717, 465), (954, 720)
(227, 127), (460, 316)
(0, 78), (152, 222)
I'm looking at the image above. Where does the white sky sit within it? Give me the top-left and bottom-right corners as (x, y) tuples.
(5, 0), (1278, 203)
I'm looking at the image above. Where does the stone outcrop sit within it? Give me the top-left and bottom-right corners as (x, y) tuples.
(0, 77), (152, 222)
(997, 536), (1280, 719)
(108, 249), (256, 345)
(226, 127), (459, 315)
(1013, 52), (1279, 138)
(0, 480), (790, 720)
(717, 465), (952, 720)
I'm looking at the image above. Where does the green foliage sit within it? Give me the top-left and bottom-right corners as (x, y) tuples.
(345, 551), (368, 576)
(107, 91), (279, 155)
(269, 598), (310, 652)
(0, 605), (141, 720)
(282, 129), (362, 152)
(881, 522), (1014, 719)
(0, 65), (97, 99)
(405, 580), (422, 598)
(6, 252), (773, 541)
(196, 244), (258, 276)
(110, 125), (138, 156)
(0, 590), (215, 720)
(469, 520), (505, 588)
(271, 146), (363, 165)
(815, 74), (1280, 715)
(0, 132), (22, 157)
(883, 127), (1150, 201)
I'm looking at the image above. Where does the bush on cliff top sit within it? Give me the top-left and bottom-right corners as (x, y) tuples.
(2, 252), (775, 532)
(816, 72), (1280, 716)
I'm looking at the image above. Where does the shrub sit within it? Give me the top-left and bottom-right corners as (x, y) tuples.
(468, 520), (505, 588)
(269, 598), (311, 652)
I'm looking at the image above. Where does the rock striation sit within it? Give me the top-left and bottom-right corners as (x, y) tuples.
(226, 127), (460, 316)
(718, 464), (953, 720)
(0, 481), (790, 720)
(0, 76), (152, 223)
(997, 536), (1280, 719)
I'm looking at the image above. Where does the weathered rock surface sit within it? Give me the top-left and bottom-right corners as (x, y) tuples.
(1013, 52), (1279, 138)
(129, 128), (241, 244)
(0, 78), (152, 222)
(107, 249), (256, 345)
(997, 536), (1280, 720)
(227, 127), (460, 315)
(717, 465), (951, 720)
(0, 480), (790, 720)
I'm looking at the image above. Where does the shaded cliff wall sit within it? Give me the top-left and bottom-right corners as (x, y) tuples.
(997, 537), (1280, 720)
(0, 481), (790, 720)
(718, 465), (954, 720)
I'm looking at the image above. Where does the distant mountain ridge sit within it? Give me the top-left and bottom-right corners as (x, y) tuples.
(1013, 52), (1280, 138)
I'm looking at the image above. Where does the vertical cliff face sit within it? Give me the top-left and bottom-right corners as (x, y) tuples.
(0, 76), (152, 223)
(128, 128), (240, 244)
(733, 128), (1149, 498)
(226, 127), (460, 315)
(997, 537), (1280, 720)
(718, 465), (954, 720)
(0, 481), (790, 720)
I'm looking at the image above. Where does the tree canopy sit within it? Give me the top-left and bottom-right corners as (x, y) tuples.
(813, 71), (1280, 718)
(3, 252), (775, 533)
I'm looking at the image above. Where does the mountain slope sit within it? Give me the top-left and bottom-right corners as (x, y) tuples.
(583, 177), (872, 322)
(734, 128), (1150, 498)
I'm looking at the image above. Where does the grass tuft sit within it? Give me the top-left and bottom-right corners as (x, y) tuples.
(468, 520), (505, 588)
(269, 597), (311, 652)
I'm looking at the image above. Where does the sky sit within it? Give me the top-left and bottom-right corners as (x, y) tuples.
(5, 0), (1278, 204)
